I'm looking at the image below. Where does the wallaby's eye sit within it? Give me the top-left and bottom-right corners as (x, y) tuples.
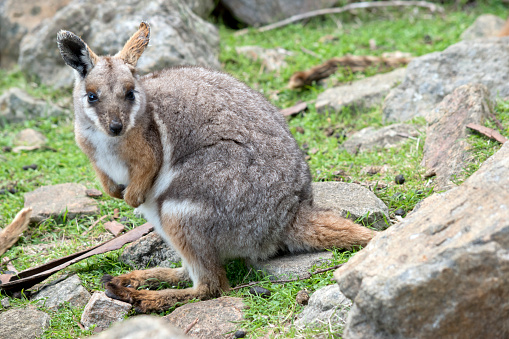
(87, 92), (98, 103)
(126, 90), (135, 101)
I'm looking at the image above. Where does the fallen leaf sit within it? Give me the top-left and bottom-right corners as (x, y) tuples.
(280, 102), (307, 116)
(466, 123), (507, 144)
(104, 221), (125, 237)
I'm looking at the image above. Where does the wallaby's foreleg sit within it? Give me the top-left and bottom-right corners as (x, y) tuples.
(120, 127), (160, 208)
(92, 163), (125, 199)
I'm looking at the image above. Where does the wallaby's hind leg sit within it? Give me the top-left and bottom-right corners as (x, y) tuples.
(102, 267), (190, 290)
(284, 207), (377, 252)
(104, 215), (229, 313)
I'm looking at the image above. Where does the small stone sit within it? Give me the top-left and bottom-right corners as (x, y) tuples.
(24, 183), (99, 223)
(394, 208), (406, 217)
(7, 187), (17, 194)
(85, 189), (103, 198)
(248, 286), (272, 298)
(87, 315), (189, 339)
(0, 308), (50, 339)
(1, 297), (11, 308)
(165, 297), (246, 338)
(3, 146), (12, 152)
(22, 164), (38, 170)
(32, 275), (91, 310)
(234, 330), (247, 338)
(395, 174), (405, 185)
(13, 128), (47, 147)
(296, 290), (310, 305)
(80, 291), (132, 331)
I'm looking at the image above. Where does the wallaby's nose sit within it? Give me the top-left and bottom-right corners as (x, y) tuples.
(109, 120), (123, 135)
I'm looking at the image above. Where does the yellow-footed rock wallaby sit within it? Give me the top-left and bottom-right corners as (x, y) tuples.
(56, 22), (375, 313)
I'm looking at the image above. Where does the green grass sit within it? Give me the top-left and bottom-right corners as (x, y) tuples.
(1, 3), (508, 338)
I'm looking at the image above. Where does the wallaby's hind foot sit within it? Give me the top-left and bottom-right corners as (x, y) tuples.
(101, 267), (190, 290)
(285, 207), (377, 252)
(104, 282), (215, 313)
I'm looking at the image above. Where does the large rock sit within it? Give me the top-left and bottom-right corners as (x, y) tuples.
(422, 83), (492, 190)
(221, 0), (337, 26)
(18, 0), (220, 88)
(316, 68), (406, 113)
(0, 307), (50, 339)
(312, 182), (389, 230)
(341, 123), (420, 155)
(460, 14), (506, 40)
(295, 284), (352, 328)
(334, 141), (509, 338)
(187, 0), (215, 19)
(24, 183), (99, 223)
(0, 88), (66, 125)
(383, 38), (509, 122)
(0, 0), (70, 68)
(81, 291), (132, 331)
(89, 315), (190, 339)
(120, 231), (181, 269)
(165, 297), (246, 338)
(32, 274), (91, 310)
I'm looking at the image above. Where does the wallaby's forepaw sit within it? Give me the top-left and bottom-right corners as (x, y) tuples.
(124, 187), (146, 208)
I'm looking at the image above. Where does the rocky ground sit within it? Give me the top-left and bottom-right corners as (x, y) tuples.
(1, 1), (509, 338)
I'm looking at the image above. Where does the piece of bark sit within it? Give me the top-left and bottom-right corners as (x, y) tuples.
(103, 221), (125, 237)
(85, 189), (103, 198)
(466, 123), (508, 144)
(280, 102), (308, 116)
(0, 223), (154, 292)
(288, 55), (411, 89)
(0, 208), (32, 256)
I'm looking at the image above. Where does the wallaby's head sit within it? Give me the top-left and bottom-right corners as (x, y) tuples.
(57, 22), (150, 137)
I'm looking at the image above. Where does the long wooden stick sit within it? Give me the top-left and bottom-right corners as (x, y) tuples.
(0, 208), (32, 256)
(235, 1), (442, 36)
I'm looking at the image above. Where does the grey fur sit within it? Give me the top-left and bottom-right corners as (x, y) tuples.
(142, 66), (313, 261)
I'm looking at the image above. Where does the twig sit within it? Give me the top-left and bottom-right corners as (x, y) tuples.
(2, 257), (18, 275)
(300, 47), (320, 58)
(489, 112), (505, 132)
(184, 317), (199, 334)
(231, 263), (344, 290)
(235, 1), (442, 36)
(81, 215), (108, 236)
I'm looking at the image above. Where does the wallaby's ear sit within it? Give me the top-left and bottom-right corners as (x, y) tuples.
(57, 30), (98, 78)
(116, 21), (150, 67)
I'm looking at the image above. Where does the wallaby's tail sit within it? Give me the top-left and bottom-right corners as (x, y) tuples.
(284, 205), (376, 253)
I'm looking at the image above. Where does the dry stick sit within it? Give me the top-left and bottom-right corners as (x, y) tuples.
(184, 317), (200, 334)
(235, 1), (443, 36)
(489, 112), (505, 132)
(231, 263), (344, 291)
(81, 215), (108, 236)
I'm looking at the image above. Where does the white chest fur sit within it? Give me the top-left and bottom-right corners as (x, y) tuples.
(79, 125), (130, 186)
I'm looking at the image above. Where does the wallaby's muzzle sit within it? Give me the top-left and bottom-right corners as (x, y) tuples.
(109, 119), (123, 136)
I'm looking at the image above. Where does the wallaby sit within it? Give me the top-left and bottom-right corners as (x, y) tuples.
(57, 22), (376, 313)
